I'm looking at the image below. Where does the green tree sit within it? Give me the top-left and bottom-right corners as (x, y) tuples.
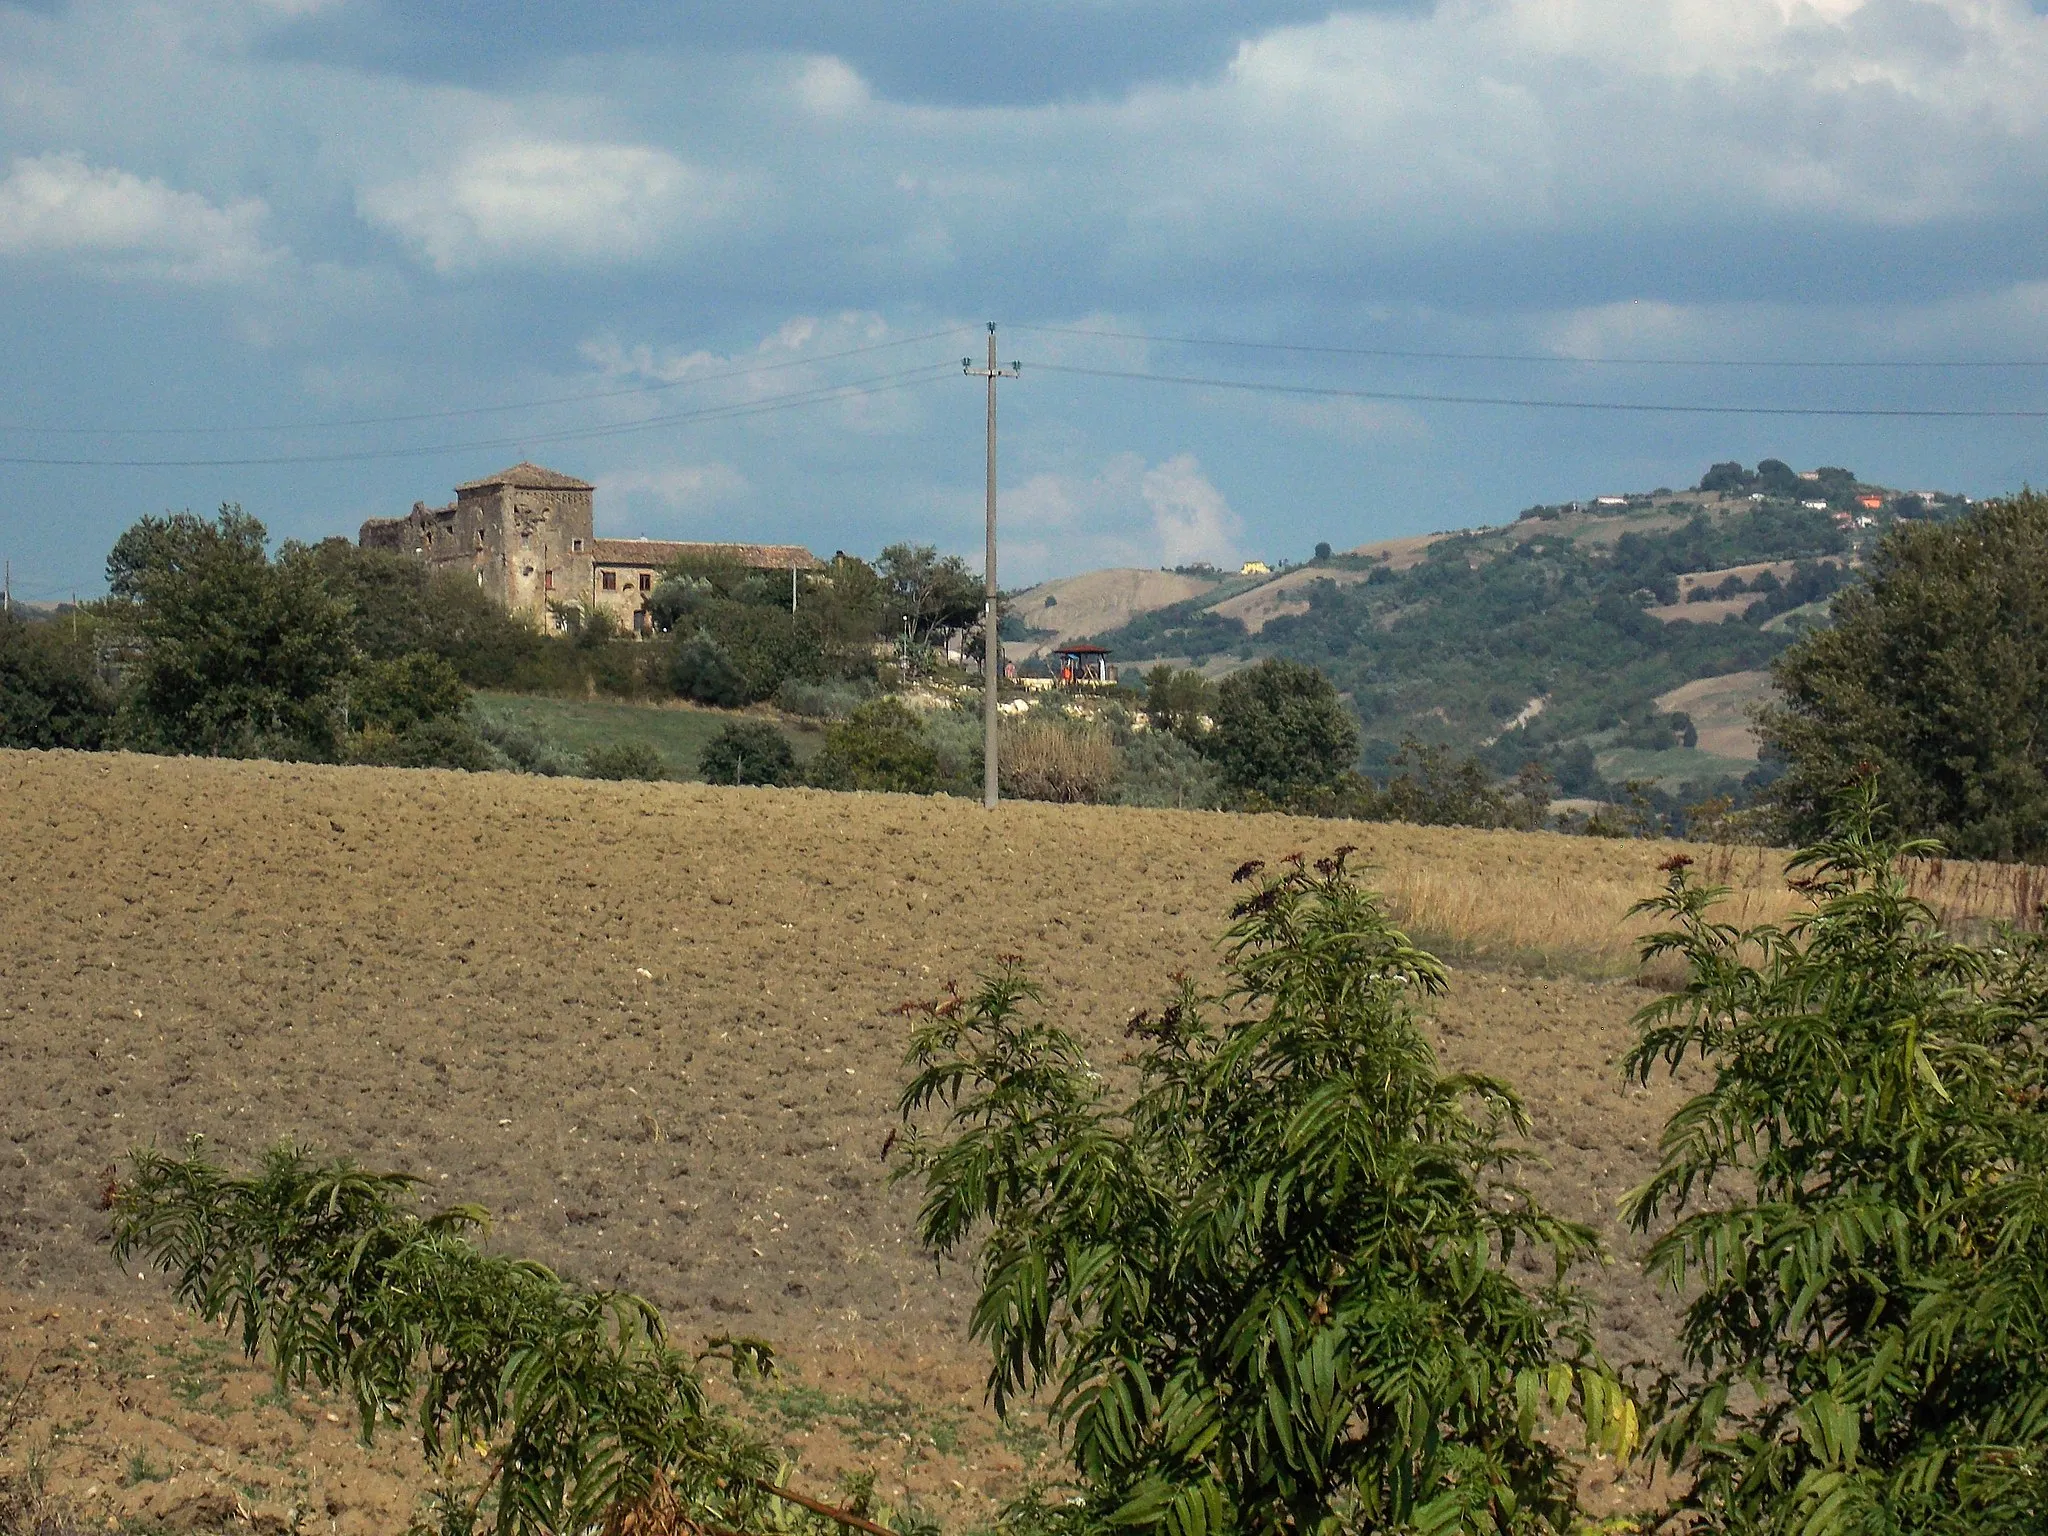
(805, 699), (938, 793)
(697, 720), (798, 787)
(302, 540), (544, 687)
(896, 852), (1635, 1536)
(0, 609), (114, 749)
(1759, 490), (2048, 860)
(877, 544), (983, 643)
(1143, 665), (1215, 743)
(1207, 658), (1358, 801)
(1622, 786), (2048, 1533)
(113, 508), (354, 757)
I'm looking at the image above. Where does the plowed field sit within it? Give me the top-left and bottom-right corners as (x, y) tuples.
(2, 750), (1750, 1530)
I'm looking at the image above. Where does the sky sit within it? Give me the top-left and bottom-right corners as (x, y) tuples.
(5, 0), (2048, 599)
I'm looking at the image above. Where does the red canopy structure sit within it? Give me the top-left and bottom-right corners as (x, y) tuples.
(1053, 645), (1114, 688)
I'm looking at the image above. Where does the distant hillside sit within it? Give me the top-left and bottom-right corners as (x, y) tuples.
(1053, 461), (1970, 800)
(1006, 567), (1229, 657)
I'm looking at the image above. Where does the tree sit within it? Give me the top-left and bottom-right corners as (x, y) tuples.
(1313, 541), (1334, 561)
(114, 508), (354, 757)
(1622, 785), (2048, 1534)
(0, 609), (113, 749)
(805, 699), (938, 793)
(877, 544), (983, 644)
(895, 852), (1635, 1536)
(302, 540), (544, 687)
(108, 1142), (803, 1536)
(1206, 658), (1358, 801)
(697, 720), (798, 787)
(1142, 665), (1214, 743)
(1758, 491), (2048, 860)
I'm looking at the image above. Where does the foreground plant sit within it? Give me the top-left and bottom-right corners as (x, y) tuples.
(111, 1143), (793, 1536)
(1623, 784), (2048, 1534)
(894, 850), (1636, 1536)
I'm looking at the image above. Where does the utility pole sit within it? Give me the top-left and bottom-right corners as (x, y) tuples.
(964, 323), (1019, 810)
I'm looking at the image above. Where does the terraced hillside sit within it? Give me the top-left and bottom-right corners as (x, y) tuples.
(1070, 465), (1968, 795)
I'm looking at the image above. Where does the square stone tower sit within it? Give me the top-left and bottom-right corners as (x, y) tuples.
(361, 461), (596, 630)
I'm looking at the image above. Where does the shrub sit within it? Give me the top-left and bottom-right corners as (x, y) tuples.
(109, 1142), (788, 1536)
(1113, 727), (1226, 809)
(345, 716), (497, 772)
(919, 706), (986, 796)
(669, 630), (751, 707)
(999, 715), (1117, 803)
(805, 699), (938, 794)
(474, 716), (573, 776)
(895, 852), (1635, 1536)
(0, 610), (113, 749)
(1623, 783), (2048, 1532)
(697, 720), (798, 787)
(348, 650), (468, 733)
(584, 741), (668, 781)
(774, 677), (866, 720)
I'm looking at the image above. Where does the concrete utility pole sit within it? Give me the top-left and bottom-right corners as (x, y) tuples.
(964, 324), (1020, 810)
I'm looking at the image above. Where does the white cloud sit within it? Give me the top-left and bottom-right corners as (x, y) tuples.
(1006, 452), (1240, 578)
(358, 139), (723, 271)
(1141, 454), (1241, 568)
(0, 153), (277, 281)
(598, 462), (749, 522)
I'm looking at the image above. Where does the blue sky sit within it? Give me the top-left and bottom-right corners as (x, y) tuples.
(5, 0), (2048, 599)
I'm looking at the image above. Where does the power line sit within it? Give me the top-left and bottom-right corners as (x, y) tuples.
(1012, 321), (2048, 370)
(0, 364), (957, 468)
(0, 326), (975, 437)
(1030, 361), (2048, 419)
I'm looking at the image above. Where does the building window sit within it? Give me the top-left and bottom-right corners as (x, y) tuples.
(545, 569), (554, 590)
(572, 538), (584, 553)
(639, 572), (652, 592)
(522, 566), (534, 578)
(602, 570), (617, 591)
(476, 531), (485, 548)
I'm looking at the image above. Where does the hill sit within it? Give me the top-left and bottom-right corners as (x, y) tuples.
(1054, 462), (1970, 798)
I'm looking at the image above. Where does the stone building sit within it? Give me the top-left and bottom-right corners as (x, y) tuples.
(360, 462), (819, 633)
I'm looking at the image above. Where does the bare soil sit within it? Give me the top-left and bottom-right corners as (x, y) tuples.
(0, 750), (1700, 1531)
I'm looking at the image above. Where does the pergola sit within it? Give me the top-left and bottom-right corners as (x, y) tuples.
(1052, 645), (1115, 687)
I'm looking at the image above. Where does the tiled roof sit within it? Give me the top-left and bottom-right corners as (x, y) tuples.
(588, 539), (822, 570)
(456, 461), (595, 492)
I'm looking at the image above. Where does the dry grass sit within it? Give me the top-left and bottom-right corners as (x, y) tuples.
(1325, 823), (2046, 977)
(999, 718), (1119, 803)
